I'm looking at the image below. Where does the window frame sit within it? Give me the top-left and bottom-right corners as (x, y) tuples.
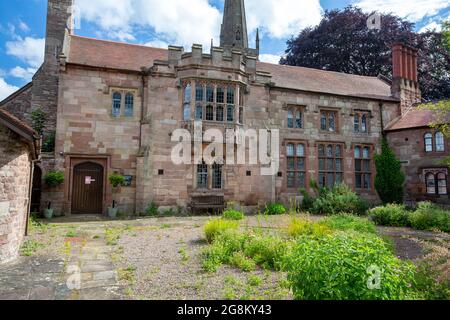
(435, 132), (445, 152)
(286, 142), (307, 189)
(354, 145), (372, 190)
(112, 92), (122, 118)
(320, 110), (338, 132)
(424, 133), (434, 152)
(318, 143), (344, 189)
(354, 111), (370, 133)
(124, 92), (134, 117)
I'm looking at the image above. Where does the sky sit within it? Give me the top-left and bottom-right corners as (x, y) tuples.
(0, 0), (449, 101)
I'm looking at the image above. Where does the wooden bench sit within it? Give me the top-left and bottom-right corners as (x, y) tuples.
(189, 195), (225, 214)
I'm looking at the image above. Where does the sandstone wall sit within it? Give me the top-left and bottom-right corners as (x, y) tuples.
(0, 125), (32, 264)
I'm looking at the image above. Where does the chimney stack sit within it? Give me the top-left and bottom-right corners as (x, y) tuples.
(391, 43), (421, 115)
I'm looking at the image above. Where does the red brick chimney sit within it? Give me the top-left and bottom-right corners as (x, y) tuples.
(391, 43), (421, 115)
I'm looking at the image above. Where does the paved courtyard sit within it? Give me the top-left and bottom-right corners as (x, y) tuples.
(0, 215), (448, 300)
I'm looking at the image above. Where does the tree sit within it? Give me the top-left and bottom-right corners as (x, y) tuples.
(374, 138), (405, 204)
(281, 6), (450, 101)
(443, 21), (450, 52)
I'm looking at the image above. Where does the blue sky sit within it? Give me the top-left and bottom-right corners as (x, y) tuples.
(0, 0), (449, 100)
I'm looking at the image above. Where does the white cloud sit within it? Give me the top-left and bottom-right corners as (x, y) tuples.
(6, 37), (45, 68)
(18, 21), (30, 33)
(107, 30), (136, 42)
(419, 21), (443, 32)
(246, 0), (323, 38)
(353, 0), (450, 22)
(9, 66), (36, 82)
(0, 78), (19, 101)
(144, 39), (170, 49)
(259, 53), (281, 64)
(75, 0), (323, 48)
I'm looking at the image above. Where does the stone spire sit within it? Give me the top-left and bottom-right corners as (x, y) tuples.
(220, 0), (249, 50)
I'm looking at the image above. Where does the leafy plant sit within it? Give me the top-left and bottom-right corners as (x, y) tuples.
(369, 204), (409, 227)
(321, 214), (377, 234)
(204, 219), (239, 243)
(409, 202), (449, 232)
(223, 209), (245, 221)
(287, 218), (331, 238)
(145, 202), (158, 217)
(374, 138), (405, 204)
(30, 108), (45, 135)
(44, 171), (64, 188)
(310, 184), (368, 216)
(300, 188), (315, 211)
(20, 240), (43, 256)
(265, 203), (286, 215)
(42, 131), (56, 153)
(285, 233), (416, 300)
(108, 173), (125, 188)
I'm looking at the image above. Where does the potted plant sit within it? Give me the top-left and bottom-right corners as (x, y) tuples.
(108, 173), (125, 218)
(43, 170), (65, 219)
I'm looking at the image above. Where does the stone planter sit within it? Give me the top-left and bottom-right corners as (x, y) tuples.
(108, 207), (118, 219)
(44, 209), (54, 219)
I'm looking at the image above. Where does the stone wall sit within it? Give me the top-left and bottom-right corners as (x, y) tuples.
(0, 84), (32, 124)
(0, 125), (32, 264)
(387, 128), (450, 205)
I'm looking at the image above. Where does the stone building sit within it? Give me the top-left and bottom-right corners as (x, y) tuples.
(0, 0), (448, 217)
(0, 109), (40, 263)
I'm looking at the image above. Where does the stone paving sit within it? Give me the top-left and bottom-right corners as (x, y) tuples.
(0, 224), (122, 300)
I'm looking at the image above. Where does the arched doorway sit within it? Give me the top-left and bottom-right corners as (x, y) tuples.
(72, 162), (104, 214)
(31, 166), (42, 213)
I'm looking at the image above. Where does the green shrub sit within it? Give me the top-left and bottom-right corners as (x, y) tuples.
(44, 171), (65, 188)
(322, 214), (377, 234)
(311, 184), (368, 216)
(409, 202), (449, 232)
(265, 203), (286, 215)
(223, 209), (245, 221)
(204, 219), (239, 243)
(231, 252), (256, 272)
(374, 138), (405, 204)
(108, 173), (125, 188)
(300, 188), (315, 211)
(369, 204), (409, 227)
(285, 233), (416, 300)
(242, 234), (291, 271)
(145, 202), (158, 217)
(287, 218), (331, 238)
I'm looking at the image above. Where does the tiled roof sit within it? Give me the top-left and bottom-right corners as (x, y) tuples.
(386, 107), (447, 131)
(0, 108), (40, 158)
(68, 36), (167, 71)
(67, 36), (395, 100)
(257, 62), (395, 100)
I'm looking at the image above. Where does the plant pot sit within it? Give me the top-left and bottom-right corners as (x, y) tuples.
(44, 209), (54, 219)
(108, 207), (118, 219)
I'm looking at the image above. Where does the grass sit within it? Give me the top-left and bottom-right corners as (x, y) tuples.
(105, 227), (124, 246)
(178, 248), (190, 264)
(117, 266), (137, 285)
(321, 214), (377, 234)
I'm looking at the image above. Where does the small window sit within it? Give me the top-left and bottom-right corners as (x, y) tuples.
(287, 143), (306, 188)
(216, 106), (224, 122)
(355, 145), (372, 190)
(112, 92), (121, 117)
(212, 163), (223, 189)
(184, 84), (192, 103)
(296, 110), (303, 129)
(354, 112), (369, 133)
(207, 86), (214, 103)
(426, 173), (436, 194)
(124, 93), (134, 117)
(197, 161), (208, 189)
(217, 87), (224, 103)
(195, 105), (203, 120)
(361, 114), (367, 133)
(354, 115), (360, 132)
(425, 133), (433, 152)
(436, 132), (445, 152)
(437, 173), (447, 195)
(227, 87), (235, 104)
(320, 110), (337, 132)
(206, 105), (214, 121)
(183, 103), (190, 121)
(287, 110), (294, 128)
(196, 85), (204, 102)
(227, 105), (234, 122)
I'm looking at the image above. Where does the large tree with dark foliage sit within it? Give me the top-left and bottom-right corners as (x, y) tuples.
(280, 6), (450, 101)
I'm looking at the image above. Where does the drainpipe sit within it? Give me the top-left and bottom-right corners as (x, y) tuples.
(379, 102), (385, 138)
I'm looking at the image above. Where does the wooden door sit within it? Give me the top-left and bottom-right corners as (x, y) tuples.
(72, 162), (104, 214)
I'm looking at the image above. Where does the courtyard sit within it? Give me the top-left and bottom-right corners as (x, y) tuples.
(0, 213), (448, 300)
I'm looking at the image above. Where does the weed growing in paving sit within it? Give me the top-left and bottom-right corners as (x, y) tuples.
(178, 248), (190, 264)
(118, 266), (137, 285)
(20, 240), (44, 256)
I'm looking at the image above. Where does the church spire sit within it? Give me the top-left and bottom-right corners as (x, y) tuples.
(220, 0), (249, 50)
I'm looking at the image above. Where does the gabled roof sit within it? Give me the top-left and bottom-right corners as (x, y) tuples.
(385, 107), (447, 131)
(0, 82), (32, 106)
(0, 108), (40, 159)
(67, 35), (396, 100)
(68, 35), (167, 71)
